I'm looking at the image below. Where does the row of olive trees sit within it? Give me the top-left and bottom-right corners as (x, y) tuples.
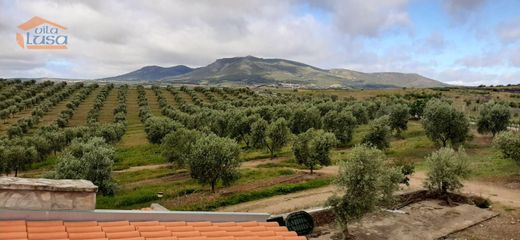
(6, 83), (83, 138)
(0, 121), (126, 178)
(114, 85), (128, 124)
(56, 84), (99, 128)
(0, 80), (39, 110)
(86, 84), (114, 124)
(0, 81), (62, 120)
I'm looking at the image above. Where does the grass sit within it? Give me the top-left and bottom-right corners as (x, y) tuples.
(119, 87), (147, 147)
(145, 88), (162, 116)
(68, 87), (102, 127)
(114, 144), (166, 170)
(34, 88), (78, 128)
(98, 86), (118, 123)
(114, 167), (179, 185)
(240, 146), (292, 161)
(97, 167), (307, 210)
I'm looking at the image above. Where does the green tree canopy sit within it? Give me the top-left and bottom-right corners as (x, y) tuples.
(493, 131), (520, 165)
(323, 110), (357, 146)
(477, 102), (511, 137)
(188, 134), (241, 192)
(388, 104), (410, 137)
(293, 128), (337, 173)
(266, 118), (291, 159)
(290, 107), (322, 134)
(162, 128), (203, 167)
(422, 99), (469, 147)
(423, 147), (469, 195)
(327, 145), (403, 238)
(144, 116), (183, 144)
(249, 118), (268, 149)
(362, 116), (391, 150)
(54, 137), (116, 195)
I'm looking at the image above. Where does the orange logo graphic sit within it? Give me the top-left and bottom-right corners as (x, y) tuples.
(16, 16), (68, 49)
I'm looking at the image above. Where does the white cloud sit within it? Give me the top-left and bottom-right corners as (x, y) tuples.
(0, 0), (517, 86)
(442, 0), (486, 23)
(306, 0), (412, 36)
(496, 18), (520, 43)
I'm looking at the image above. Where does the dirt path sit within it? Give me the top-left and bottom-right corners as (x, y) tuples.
(218, 185), (338, 214)
(218, 167), (520, 214)
(240, 157), (289, 168)
(115, 156), (290, 173)
(409, 171), (520, 208)
(113, 163), (170, 173)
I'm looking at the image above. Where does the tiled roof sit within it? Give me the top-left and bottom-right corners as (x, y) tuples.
(0, 220), (305, 240)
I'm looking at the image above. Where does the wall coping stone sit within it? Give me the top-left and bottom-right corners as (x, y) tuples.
(0, 177), (98, 193)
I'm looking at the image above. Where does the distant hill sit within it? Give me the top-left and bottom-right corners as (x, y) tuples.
(104, 56), (447, 88)
(103, 65), (193, 81)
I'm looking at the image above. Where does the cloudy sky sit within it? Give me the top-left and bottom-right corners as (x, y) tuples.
(1, 0), (519, 85)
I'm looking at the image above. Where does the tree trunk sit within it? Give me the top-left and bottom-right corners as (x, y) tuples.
(14, 168), (18, 177)
(342, 225), (351, 240)
(310, 165), (314, 174)
(211, 180), (216, 193)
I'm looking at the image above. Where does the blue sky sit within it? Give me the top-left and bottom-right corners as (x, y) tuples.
(0, 0), (519, 85)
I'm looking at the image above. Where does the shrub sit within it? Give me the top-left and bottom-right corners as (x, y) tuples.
(422, 99), (469, 147)
(327, 145), (402, 238)
(423, 147), (469, 195)
(493, 131), (520, 165)
(477, 103), (511, 137)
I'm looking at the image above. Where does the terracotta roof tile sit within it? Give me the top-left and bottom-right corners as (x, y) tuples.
(64, 221), (99, 227)
(0, 220), (302, 240)
(66, 226), (103, 233)
(102, 225), (136, 233)
(98, 221), (130, 227)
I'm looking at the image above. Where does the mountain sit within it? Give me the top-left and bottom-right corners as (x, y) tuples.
(105, 56), (447, 88)
(329, 69), (445, 88)
(103, 65), (193, 81)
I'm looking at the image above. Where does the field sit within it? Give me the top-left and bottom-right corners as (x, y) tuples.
(1, 80), (519, 218)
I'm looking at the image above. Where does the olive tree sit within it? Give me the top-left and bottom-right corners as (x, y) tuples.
(323, 110), (357, 146)
(162, 128), (202, 167)
(477, 103), (511, 137)
(423, 147), (469, 196)
(362, 116), (391, 150)
(327, 145), (403, 239)
(293, 129), (337, 174)
(249, 118), (268, 149)
(4, 142), (38, 177)
(422, 99), (469, 147)
(144, 116), (182, 144)
(54, 137), (116, 195)
(388, 104), (410, 137)
(188, 134), (241, 193)
(290, 107), (322, 134)
(493, 131), (520, 165)
(266, 118), (291, 159)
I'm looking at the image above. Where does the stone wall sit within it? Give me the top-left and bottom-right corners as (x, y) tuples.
(0, 177), (97, 211)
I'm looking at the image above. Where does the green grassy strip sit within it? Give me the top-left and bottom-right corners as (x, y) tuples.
(174, 178), (332, 211)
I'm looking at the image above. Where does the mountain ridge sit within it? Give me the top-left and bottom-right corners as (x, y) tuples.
(103, 56), (447, 88)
